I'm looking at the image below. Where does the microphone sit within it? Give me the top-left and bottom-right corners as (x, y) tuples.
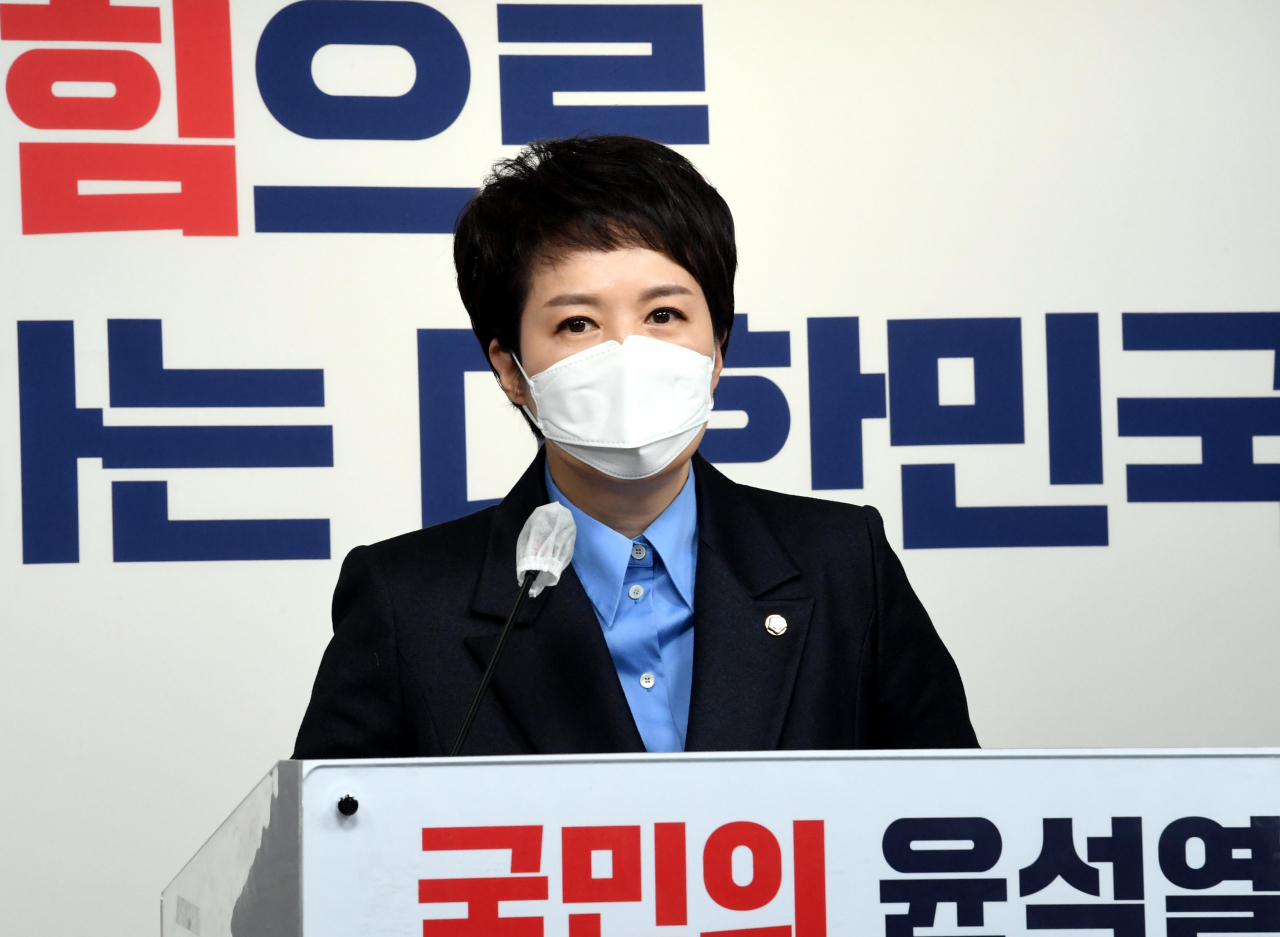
(450, 502), (576, 756)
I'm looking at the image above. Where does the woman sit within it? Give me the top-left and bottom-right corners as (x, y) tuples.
(293, 135), (977, 757)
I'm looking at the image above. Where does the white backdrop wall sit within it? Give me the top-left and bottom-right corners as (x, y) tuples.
(2, 1), (1280, 935)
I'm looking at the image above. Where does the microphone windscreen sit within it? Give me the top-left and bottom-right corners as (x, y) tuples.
(515, 502), (577, 597)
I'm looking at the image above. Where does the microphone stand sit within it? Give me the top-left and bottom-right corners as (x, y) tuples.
(450, 570), (538, 757)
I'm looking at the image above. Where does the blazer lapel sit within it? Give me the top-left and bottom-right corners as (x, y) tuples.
(684, 454), (815, 752)
(467, 449), (644, 754)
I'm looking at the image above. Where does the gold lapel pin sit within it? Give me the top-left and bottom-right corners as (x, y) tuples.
(765, 614), (787, 636)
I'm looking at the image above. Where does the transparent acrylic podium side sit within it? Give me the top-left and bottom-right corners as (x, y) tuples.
(161, 760), (302, 937)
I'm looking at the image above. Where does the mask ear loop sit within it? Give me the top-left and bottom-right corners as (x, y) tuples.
(509, 351), (542, 430)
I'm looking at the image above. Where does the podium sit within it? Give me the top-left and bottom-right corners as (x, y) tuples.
(162, 750), (1280, 937)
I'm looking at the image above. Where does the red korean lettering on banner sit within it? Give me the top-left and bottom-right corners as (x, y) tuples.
(700, 820), (828, 937)
(563, 825), (643, 937)
(704, 822), (784, 912)
(420, 826), (550, 937)
(20, 142), (236, 235)
(417, 821), (827, 937)
(172, 0), (234, 139)
(655, 822), (689, 926)
(0, 0), (238, 235)
(0, 0), (159, 43)
(7, 49), (159, 129)
(563, 825), (643, 903)
(792, 821), (827, 937)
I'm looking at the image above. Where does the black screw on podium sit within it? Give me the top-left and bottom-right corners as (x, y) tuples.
(337, 795), (359, 817)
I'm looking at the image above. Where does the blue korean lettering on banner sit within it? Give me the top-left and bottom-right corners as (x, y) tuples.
(417, 328), (501, 529)
(252, 5), (709, 228)
(17, 320), (332, 564)
(253, 0), (474, 233)
(890, 316), (1108, 549)
(1119, 312), (1280, 504)
(416, 312), (1118, 547)
(497, 4), (708, 144)
(901, 464), (1109, 549)
(1026, 904), (1145, 934)
(254, 185), (476, 235)
(807, 317), (886, 490)
(1019, 817), (1145, 932)
(1165, 896), (1280, 933)
(108, 319), (324, 407)
(1021, 817), (1144, 899)
(880, 817), (1007, 933)
(888, 317), (1025, 447)
(110, 481), (328, 564)
(1046, 312), (1105, 485)
(700, 314), (790, 463)
(256, 0), (470, 140)
(1159, 815), (1280, 932)
(1158, 816), (1280, 891)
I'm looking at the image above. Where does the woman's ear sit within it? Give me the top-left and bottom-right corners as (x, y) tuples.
(709, 334), (726, 392)
(488, 338), (529, 407)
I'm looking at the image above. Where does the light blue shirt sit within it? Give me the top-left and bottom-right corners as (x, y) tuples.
(544, 463), (697, 752)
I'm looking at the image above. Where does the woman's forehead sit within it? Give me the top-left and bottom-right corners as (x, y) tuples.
(528, 246), (700, 297)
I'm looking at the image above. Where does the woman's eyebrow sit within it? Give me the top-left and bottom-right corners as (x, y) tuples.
(639, 284), (693, 301)
(544, 292), (599, 307)
(544, 283), (692, 307)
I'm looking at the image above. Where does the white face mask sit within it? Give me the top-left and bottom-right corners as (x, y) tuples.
(515, 335), (715, 480)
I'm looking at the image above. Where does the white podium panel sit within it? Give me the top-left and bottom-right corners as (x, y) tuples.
(163, 750), (1280, 937)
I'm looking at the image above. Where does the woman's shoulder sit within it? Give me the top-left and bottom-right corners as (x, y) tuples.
(345, 504), (500, 582)
(696, 455), (883, 543)
(737, 483), (887, 555)
(738, 481), (879, 522)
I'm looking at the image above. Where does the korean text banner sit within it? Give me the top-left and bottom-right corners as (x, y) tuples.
(2, 2), (1279, 937)
(164, 751), (1280, 937)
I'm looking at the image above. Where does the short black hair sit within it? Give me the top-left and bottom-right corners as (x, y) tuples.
(453, 135), (737, 367)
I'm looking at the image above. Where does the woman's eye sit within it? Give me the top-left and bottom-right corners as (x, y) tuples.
(562, 317), (591, 333)
(649, 307), (681, 324)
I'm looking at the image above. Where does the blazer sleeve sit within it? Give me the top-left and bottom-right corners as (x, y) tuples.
(292, 545), (410, 759)
(863, 506), (980, 749)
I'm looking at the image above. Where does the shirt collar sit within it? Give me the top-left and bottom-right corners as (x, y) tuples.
(638, 467), (698, 608)
(544, 460), (699, 623)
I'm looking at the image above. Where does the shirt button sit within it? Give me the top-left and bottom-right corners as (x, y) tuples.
(628, 584), (645, 600)
(631, 543), (647, 560)
(640, 672), (656, 689)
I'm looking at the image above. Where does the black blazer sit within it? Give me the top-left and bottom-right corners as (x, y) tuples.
(293, 450), (978, 757)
